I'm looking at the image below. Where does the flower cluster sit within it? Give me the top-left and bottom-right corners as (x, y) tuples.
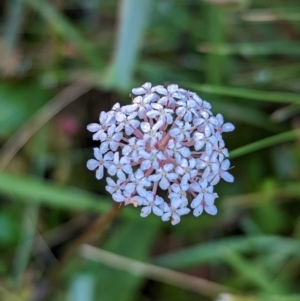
(87, 83), (234, 225)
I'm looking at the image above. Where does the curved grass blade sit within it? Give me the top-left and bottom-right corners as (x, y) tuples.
(0, 172), (114, 214)
(153, 235), (300, 270)
(230, 129), (300, 159)
(183, 83), (300, 104)
(24, 0), (101, 67)
(225, 249), (286, 294)
(0, 172), (160, 223)
(212, 99), (285, 132)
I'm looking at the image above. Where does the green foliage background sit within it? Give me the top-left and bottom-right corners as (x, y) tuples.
(0, 0), (300, 300)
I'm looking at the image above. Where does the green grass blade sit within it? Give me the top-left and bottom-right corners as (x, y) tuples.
(3, 0), (24, 64)
(230, 129), (300, 159)
(153, 235), (300, 270)
(212, 99), (284, 132)
(225, 249), (286, 294)
(271, 104), (300, 122)
(90, 220), (160, 301)
(0, 172), (111, 212)
(257, 295), (300, 301)
(205, 4), (225, 85)
(11, 128), (48, 287)
(24, 0), (101, 67)
(199, 41), (300, 55)
(231, 63), (300, 86)
(105, 0), (152, 90)
(0, 172), (161, 223)
(183, 83), (300, 104)
(11, 203), (39, 287)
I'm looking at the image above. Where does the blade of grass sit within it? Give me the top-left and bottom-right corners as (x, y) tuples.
(87, 219), (162, 301)
(230, 129), (300, 159)
(0, 172), (159, 223)
(205, 4), (225, 85)
(225, 249), (286, 294)
(24, 0), (101, 67)
(241, 8), (300, 22)
(105, 0), (152, 90)
(216, 293), (300, 301)
(0, 172), (109, 212)
(222, 181), (300, 211)
(182, 83), (300, 104)
(3, 0), (24, 73)
(230, 63), (300, 86)
(271, 104), (300, 122)
(11, 204), (39, 287)
(212, 99), (285, 132)
(61, 203), (121, 262)
(82, 0), (100, 31)
(255, 295), (300, 301)
(199, 41), (300, 55)
(153, 235), (300, 269)
(80, 243), (234, 298)
(0, 79), (91, 170)
(11, 128), (48, 287)
(0, 286), (25, 301)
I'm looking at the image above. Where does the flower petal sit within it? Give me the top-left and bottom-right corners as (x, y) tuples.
(205, 205), (218, 215)
(86, 159), (99, 170)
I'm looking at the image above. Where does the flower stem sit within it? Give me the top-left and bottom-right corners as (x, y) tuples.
(60, 202), (122, 263)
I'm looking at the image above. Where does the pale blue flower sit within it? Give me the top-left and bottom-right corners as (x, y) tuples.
(87, 82), (235, 225)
